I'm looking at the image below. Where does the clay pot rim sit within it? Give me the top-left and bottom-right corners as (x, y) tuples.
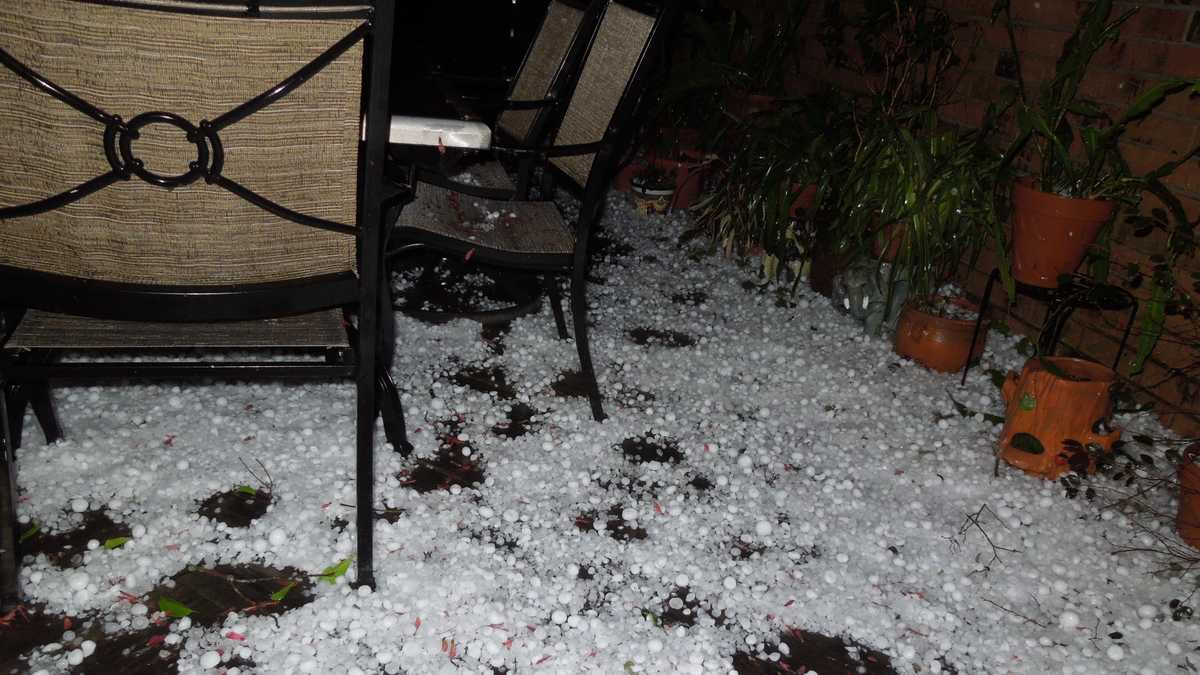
(1012, 177), (1116, 216)
(903, 296), (982, 327)
(1026, 356), (1116, 385)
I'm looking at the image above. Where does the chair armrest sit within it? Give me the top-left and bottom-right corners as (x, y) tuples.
(386, 115), (492, 150)
(416, 168), (519, 201)
(491, 141), (605, 159)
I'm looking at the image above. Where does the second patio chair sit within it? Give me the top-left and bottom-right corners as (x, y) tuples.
(392, 0), (681, 422)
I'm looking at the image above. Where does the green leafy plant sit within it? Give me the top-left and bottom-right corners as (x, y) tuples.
(991, 0), (1200, 372)
(103, 536), (130, 550)
(838, 111), (1008, 316)
(271, 581), (297, 602)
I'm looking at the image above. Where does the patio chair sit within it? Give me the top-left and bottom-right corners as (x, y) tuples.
(398, 0), (605, 200)
(391, 0), (681, 422)
(0, 0), (405, 609)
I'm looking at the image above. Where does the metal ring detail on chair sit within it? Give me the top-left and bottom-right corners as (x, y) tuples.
(113, 112), (211, 189)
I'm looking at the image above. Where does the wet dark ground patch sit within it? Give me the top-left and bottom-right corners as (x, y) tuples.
(627, 327), (696, 348)
(658, 586), (727, 628)
(618, 434), (684, 464)
(551, 370), (593, 399)
(574, 506), (647, 542)
(469, 527), (519, 553)
(72, 626), (181, 675)
(196, 488), (271, 528)
(480, 320), (512, 353)
(450, 363), (516, 400)
(671, 290), (708, 306)
(492, 402), (541, 439)
(689, 475), (714, 492)
(145, 563), (313, 628)
(400, 419), (485, 493)
(0, 605), (69, 674)
(22, 510), (132, 569)
(392, 254), (540, 324)
(733, 628), (895, 674)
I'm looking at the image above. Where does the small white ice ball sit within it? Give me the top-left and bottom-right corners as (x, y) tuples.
(200, 651), (221, 669)
(1106, 645), (1124, 661)
(70, 498), (89, 513)
(755, 521), (773, 536)
(723, 576), (736, 590)
(268, 529), (287, 547)
(648, 638), (664, 652)
(622, 508), (637, 522)
(551, 610), (567, 624)
(1137, 605), (1157, 619)
(68, 572), (90, 591)
(1058, 610), (1080, 630)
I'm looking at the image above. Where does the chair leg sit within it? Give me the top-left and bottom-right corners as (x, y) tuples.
(1, 384), (21, 611)
(354, 333), (378, 590)
(569, 268), (605, 422)
(546, 276), (569, 340)
(5, 384), (26, 452)
(376, 370), (412, 456)
(28, 384), (61, 445)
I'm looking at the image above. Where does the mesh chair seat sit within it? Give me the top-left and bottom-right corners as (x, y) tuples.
(447, 160), (517, 191)
(396, 182), (574, 264)
(6, 309), (347, 350)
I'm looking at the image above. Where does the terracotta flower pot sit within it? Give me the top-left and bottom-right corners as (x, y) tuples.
(624, 155), (707, 210)
(1010, 179), (1115, 288)
(998, 357), (1121, 480)
(1177, 445), (1200, 549)
(892, 299), (986, 372)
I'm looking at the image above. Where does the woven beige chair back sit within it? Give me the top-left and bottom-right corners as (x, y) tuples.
(549, 2), (654, 187)
(496, 0), (585, 144)
(0, 0), (366, 286)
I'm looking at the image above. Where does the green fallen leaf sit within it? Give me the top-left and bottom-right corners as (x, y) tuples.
(158, 597), (194, 618)
(18, 524), (39, 543)
(987, 369), (1006, 390)
(103, 537), (130, 550)
(624, 661), (638, 674)
(318, 558), (352, 585)
(271, 581), (297, 602)
(236, 485), (258, 496)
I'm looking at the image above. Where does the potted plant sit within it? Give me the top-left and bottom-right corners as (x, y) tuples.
(991, 0), (1200, 296)
(835, 109), (1008, 370)
(688, 91), (855, 284)
(630, 162), (677, 215)
(997, 356), (1122, 480)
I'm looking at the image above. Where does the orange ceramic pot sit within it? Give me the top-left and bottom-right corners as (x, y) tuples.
(1178, 446), (1200, 548)
(625, 154), (707, 210)
(998, 357), (1120, 480)
(892, 300), (986, 372)
(1010, 179), (1115, 288)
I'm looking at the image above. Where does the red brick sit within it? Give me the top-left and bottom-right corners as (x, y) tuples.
(1164, 43), (1200, 79)
(1126, 115), (1199, 153)
(1126, 40), (1171, 75)
(1009, 0), (1082, 31)
(1079, 68), (1142, 105)
(1122, 6), (1191, 43)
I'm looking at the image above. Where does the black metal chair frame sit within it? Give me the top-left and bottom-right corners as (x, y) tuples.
(960, 267), (1139, 385)
(426, 0), (604, 199)
(390, 0), (681, 423)
(1, 0), (407, 610)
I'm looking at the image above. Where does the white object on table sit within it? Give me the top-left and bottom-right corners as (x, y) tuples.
(362, 115), (492, 150)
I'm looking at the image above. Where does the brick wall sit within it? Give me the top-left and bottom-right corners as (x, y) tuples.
(773, 0), (1200, 435)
